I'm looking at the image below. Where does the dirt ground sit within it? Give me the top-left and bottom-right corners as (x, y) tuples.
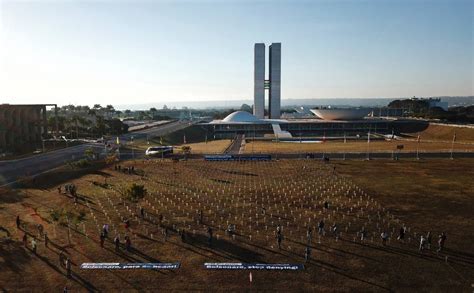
(1, 158), (473, 292)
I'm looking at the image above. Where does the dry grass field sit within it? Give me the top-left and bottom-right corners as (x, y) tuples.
(404, 124), (474, 143)
(178, 140), (232, 154)
(1, 158), (473, 291)
(243, 140), (474, 154)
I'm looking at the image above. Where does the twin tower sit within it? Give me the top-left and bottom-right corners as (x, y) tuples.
(253, 43), (281, 119)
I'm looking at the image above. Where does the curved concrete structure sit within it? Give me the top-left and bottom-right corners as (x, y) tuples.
(310, 108), (371, 120)
(222, 111), (261, 123)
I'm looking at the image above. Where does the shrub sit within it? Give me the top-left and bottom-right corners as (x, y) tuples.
(71, 159), (91, 168)
(49, 209), (62, 223)
(124, 183), (147, 202)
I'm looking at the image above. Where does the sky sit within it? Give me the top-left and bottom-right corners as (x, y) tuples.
(0, 0), (472, 107)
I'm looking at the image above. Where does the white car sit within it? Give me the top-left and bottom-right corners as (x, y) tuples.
(145, 146), (173, 156)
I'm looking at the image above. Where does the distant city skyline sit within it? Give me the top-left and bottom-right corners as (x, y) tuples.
(1, 0), (472, 106)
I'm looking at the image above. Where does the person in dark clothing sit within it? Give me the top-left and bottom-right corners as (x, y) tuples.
(277, 233), (283, 249)
(207, 227), (213, 247)
(198, 210), (203, 224)
(397, 227), (406, 241)
(140, 207), (145, 219)
(158, 214), (163, 226)
(44, 233), (49, 248)
(306, 226), (313, 244)
(180, 229), (186, 243)
(114, 235), (120, 252)
(23, 233), (27, 247)
(438, 232), (447, 252)
(125, 236), (131, 252)
(102, 224), (109, 238)
(16, 215), (20, 229)
(100, 232), (105, 248)
(360, 227), (367, 241)
(426, 232), (432, 250)
(164, 227), (169, 242)
(304, 246), (311, 262)
(324, 201), (329, 210)
(318, 220), (325, 235)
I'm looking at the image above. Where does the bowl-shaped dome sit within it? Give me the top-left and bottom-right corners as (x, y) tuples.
(310, 108), (371, 120)
(222, 111), (261, 123)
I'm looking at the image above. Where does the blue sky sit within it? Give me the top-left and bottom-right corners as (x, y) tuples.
(0, 0), (472, 106)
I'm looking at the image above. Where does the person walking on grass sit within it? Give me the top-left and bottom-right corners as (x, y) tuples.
(438, 232), (447, 253)
(332, 223), (339, 240)
(164, 227), (169, 242)
(304, 246), (311, 263)
(381, 231), (389, 246)
(66, 258), (72, 278)
(198, 210), (203, 224)
(397, 226), (406, 241)
(31, 238), (37, 255)
(180, 229), (186, 243)
(426, 232), (432, 250)
(277, 233), (283, 250)
(125, 236), (131, 252)
(360, 227), (367, 241)
(158, 214), (163, 226)
(100, 231), (106, 248)
(306, 226), (313, 245)
(102, 224), (109, 238)
(318, 220), (325, 236)
(419, 235), (427, 252)
(207, 227), (213, 247)
(114, 235), (120, 252)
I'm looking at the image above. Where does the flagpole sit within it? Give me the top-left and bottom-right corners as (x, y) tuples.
(416, 134), (420, 160)
(343, 132), (346, 161)
(366, 130), (370, 160)
(450, 132), (456, 160)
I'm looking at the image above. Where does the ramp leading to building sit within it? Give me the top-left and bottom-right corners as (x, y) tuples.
(271, 124), (292, 139)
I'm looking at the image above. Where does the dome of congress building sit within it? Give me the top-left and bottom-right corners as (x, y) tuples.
(310, 108), (371, 120)
(222, 111), (261, 123)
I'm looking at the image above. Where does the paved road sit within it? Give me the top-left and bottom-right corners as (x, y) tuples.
(0, 120), (193, 187)
(224, 135), (244, 154)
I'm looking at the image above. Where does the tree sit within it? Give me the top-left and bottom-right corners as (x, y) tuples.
(123, 183), (147, 202)
(84, 147), (96, 160)
(240, 104), (252, 113)
(50, 209), (63, 237)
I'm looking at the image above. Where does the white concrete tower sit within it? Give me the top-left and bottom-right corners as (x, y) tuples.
(269, 43), (281, 119)
(253, 43), (265, 119)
